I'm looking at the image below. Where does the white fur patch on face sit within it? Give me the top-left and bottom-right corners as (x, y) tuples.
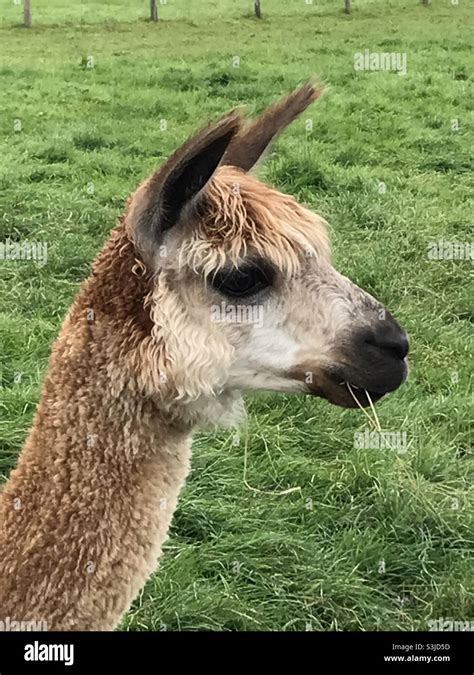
(226, 309), (307, 394)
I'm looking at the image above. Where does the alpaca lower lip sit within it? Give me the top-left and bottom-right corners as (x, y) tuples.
(330, 358), (408, 399)
(332, 383), (385, 408)
(310, 367), (407, 408)
(306, 377), (386, 408)
(341, 385), (385, 406)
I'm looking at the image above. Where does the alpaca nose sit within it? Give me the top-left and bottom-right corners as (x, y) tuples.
(364, 318), (409, 360)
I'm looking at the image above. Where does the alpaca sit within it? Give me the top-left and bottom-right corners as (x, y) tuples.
(0, 82), (409, 631)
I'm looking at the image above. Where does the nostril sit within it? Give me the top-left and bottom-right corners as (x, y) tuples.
(365, 327), (409, 360)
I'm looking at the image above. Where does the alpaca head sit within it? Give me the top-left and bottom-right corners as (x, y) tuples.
(124, 82), (408, 423)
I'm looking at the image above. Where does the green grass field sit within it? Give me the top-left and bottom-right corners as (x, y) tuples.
(0, 0), (472, 631)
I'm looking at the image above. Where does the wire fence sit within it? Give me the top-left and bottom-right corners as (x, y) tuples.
(8, 0), (444, 30)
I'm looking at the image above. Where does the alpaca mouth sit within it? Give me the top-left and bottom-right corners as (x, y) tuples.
(313, 379), (386, 409)
(335, 382), (385, 408)
(310, 362), (408, 409)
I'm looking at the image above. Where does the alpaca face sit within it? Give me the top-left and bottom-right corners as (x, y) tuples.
(143, 167), (407, 412)
(127, 83), (408, 416)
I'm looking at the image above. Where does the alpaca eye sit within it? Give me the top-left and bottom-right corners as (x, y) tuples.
(211, 263), (274, 298)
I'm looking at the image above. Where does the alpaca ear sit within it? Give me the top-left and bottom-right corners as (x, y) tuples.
(136, 111), (241, 244)
(222, 80), (324, 172)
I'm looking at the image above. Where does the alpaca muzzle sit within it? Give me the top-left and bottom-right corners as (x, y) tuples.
(288, 311), (409, 409)
(320, 313), (409, 408)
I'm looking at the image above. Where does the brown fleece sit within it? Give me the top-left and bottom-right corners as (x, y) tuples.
(0, 227), (193, 630)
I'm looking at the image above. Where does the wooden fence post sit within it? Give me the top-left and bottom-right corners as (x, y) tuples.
(23, 0), (32, 27)
(255, 1), (262, 19)
(344, 0), (352, 14)
(150, 0), (158, 22)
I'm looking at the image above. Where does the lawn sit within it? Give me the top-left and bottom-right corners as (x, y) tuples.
(0, 0), (472, 631)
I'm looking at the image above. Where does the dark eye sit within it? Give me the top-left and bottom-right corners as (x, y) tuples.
(211, 262), (274, 298)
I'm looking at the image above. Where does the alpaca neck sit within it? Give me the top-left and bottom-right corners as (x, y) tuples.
(0, 227), (193, 630)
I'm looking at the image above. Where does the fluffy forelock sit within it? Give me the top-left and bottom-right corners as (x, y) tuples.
(178, 165), (330, 278)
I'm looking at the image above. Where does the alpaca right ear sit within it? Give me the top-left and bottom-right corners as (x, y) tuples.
(222, 80), (324, 172)
(134, 111), (241, 251)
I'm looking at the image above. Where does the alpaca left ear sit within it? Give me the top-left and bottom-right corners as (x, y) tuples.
(134, 110), (241, 250)
(223, 80), (324, 172)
